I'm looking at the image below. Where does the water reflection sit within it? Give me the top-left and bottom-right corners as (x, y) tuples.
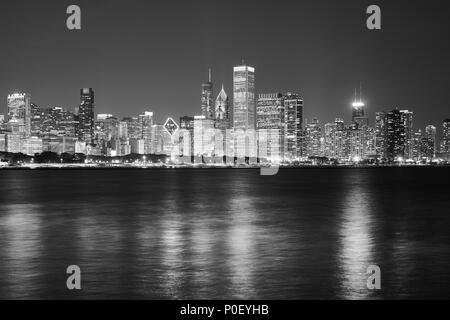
(0, 168), (448, 299)
(338, 173), (376, 299)
(226, 195), (258, 299)
(159, 200), (185, 299)
(0, 205), (43, 299)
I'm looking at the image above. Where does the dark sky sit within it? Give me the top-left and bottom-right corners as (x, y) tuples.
(0, 0), (449, 131)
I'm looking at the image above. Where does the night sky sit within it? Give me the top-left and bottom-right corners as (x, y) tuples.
(0, 0), (449, 131)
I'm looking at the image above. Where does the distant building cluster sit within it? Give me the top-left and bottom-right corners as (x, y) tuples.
(1, 65), (450, 165)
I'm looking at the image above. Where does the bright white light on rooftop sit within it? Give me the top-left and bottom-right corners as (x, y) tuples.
(352, 101), (365, 108)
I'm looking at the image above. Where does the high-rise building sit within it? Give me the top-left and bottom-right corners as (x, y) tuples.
(201, 69), (214, 119)
(324, 122), (337, 159)
(347, 125), (365, 161)
(7, 92), (31, 137)
(305, 118), (322, 157)
(30, 103), (42, 136)
(151, 124), (165, 154)
(411, 129), (422, 161)
(351, 88), (368, 128)
(284, 93), (304, 159)
(442, 119), (450, 160)
(193, 115), (215, 157)
(384, 109), (413, 161)
(257, 93), (284, 162)
(401, 110), (414, 159)
(180, 116), (194, 158)
(118, 121), (128, 140)
(139, 111), (153, 154)
(233, 65), (255, 130)
(77, 88), (95, 144)
(130, 138), (145, 154)
(40, 107), (77, 137)
(375, 112), (387, 160)
(94, 115), (112, 148)
(376, 109), (413, 162)
(422, 124), (437, 160)
(334, 119), (348, 161)
(257, 93), (284, 129)
(122, 117), (141, 140)
(215, 85), (231, 131)
(386, 109), (405, 161)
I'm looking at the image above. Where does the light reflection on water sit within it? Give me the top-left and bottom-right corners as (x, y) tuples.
(0, 205), (44, 299)
(0, 168), (449, 299)
(338, 174), (375, 299)
(226, 196), (257, 299)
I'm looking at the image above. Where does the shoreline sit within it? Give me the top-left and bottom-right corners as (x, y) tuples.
(1, 163), (449, 170)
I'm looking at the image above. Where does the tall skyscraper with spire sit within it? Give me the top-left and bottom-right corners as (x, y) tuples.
(214, 84), (231, 131)
(201, 68), (214, 119)
(351, 85), (368, 128)
(233, 64), (255, 130)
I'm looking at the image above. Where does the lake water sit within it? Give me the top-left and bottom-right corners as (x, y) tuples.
(0, 167), (449, 299)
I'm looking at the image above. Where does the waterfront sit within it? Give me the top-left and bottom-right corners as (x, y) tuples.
(0, 168), (449, 299)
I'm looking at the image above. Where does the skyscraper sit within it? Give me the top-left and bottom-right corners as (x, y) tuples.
(305, 118), (322, 157)
(40, 107), (76, 137)
(151, 124), (165, 155)
(7, 92), (31, 137)
(423, 124), (437, 159)
(334, 118), (348, 161)
(180, 116), (194, 158)
(201, 69), (214, 119)
(442, 119), (450, 160)
(383, 109), (413, 162)
(284, 93), (304, 159)
(411, 129), (423, 161)
(77, 88), (95, 144)
(139, 111), (153, 154)
(233, 64), (255, 130)
(375, 112), (387, 160)
(375, 109), (413, 162)
(257, 93), (284, 162)
(386, 109), (405, 161)
(351, 87), (368, 127)
(215, 85), (231, 131)
(193, 115), (215, 158)
(257, 93), (284, 129)
(30, 103), (42, 136)
(122, 117), (141, 140)
(401, 110), (414, 160)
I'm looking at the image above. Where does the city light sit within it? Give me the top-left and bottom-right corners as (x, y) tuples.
(0, 71), (449, 167)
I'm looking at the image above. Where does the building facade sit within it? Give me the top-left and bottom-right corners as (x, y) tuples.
(233, 65), (255, 130)
(77, 88), (95, 144)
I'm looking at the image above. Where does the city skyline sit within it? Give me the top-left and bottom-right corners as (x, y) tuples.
(1, 0), (450, 130)
(1, 61), (450, 164)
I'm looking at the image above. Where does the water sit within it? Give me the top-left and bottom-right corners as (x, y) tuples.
(0, 167), (449, 299)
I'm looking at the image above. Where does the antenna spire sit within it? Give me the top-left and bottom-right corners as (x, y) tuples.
(208, 68), (211, 83)
(359, 82), (362, 103)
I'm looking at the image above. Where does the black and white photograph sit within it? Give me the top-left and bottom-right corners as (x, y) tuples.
(0, 0), (450, 308)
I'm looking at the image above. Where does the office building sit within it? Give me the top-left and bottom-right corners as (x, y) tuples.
(77, 88), (95, 143)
